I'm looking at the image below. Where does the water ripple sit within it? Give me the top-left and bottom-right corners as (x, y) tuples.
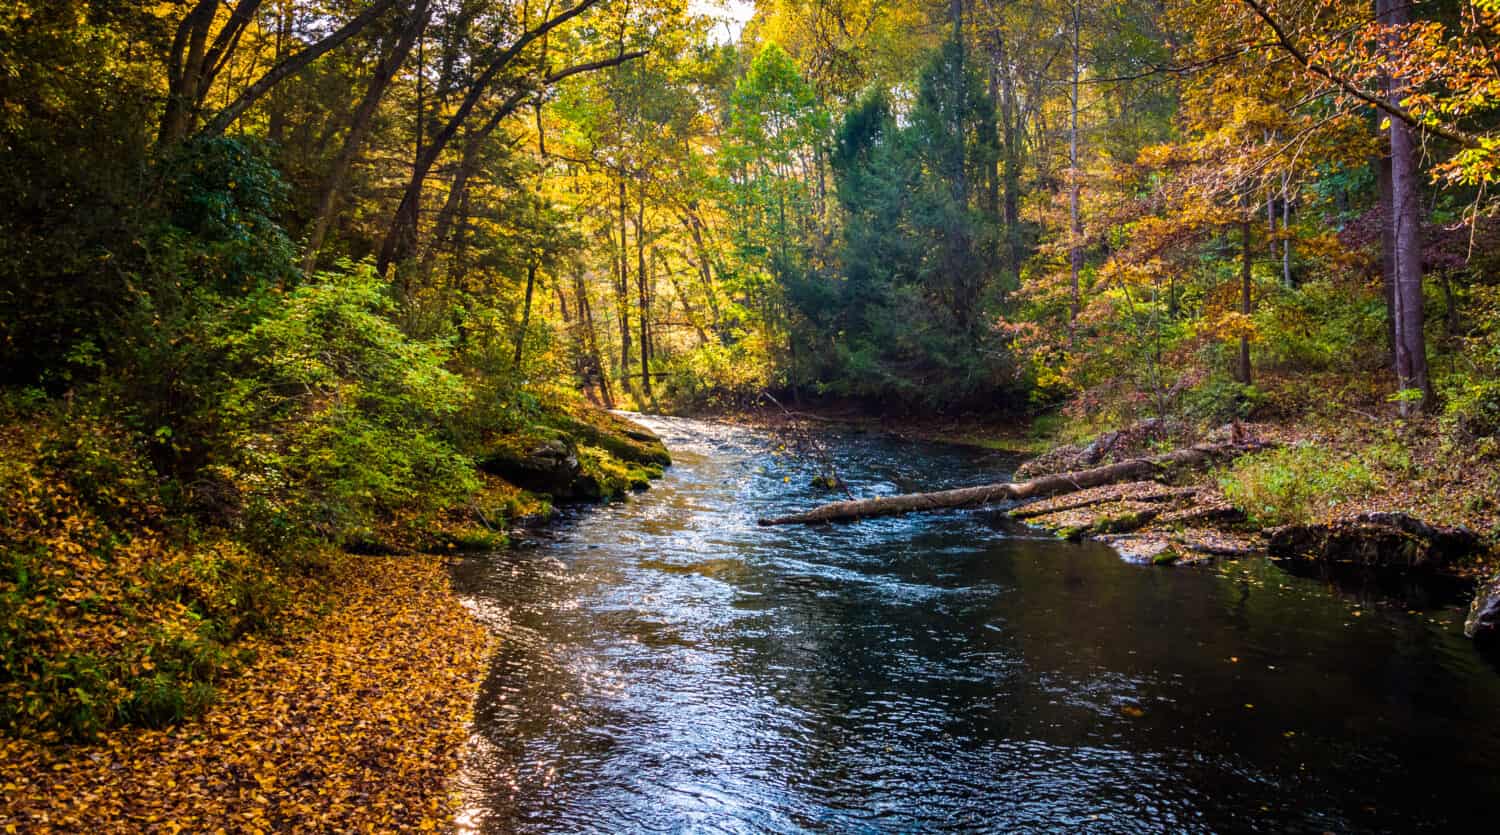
(452, 415), (1500, 833)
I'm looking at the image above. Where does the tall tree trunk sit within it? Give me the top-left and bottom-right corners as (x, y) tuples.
(1068, 1), (1083, 345)
(1380, 0), (1433, 414)
(513, 261), (538, 371)
(987, 64), (1000, 219)
(677, 210), (725, 339)
(1376, 153), (1398, 362)
(575, 270), (615, 409)
(304, 0), (429, 272)
(1281, 178), (1293, 287)
(998, 32), (1023, 286)
(615, 177), (634, 385)
(267, 2), (293, 146)
(663, 257), (711, 347)
(636, 193), (653, 401)
(159, 1), (222, 146)
(1239, 214), (1253, 385)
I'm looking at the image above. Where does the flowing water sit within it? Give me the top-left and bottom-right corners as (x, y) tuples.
(451, 416), (1500, 833)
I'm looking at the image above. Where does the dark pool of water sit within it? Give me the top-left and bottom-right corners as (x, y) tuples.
(451, 416), (1500, 833)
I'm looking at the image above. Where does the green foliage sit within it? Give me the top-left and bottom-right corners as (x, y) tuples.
(795, 43), (1010, 408)
(1218, 444), (1379, 527)
(0, 0), (158, 387)
(0, 406), (303, 739)
(1183, 374), (1265, 424)
(661, 338), (778, 409)
(217, 264), (478, 544)
(1253, 281), (1387, 373)
(1440, 283), (1500, 441)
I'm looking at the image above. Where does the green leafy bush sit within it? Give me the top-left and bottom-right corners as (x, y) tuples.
(217, 264), (478, 544)
(1440, 284), (1500, 442)
(1183, 373), (1265, 424)
(1218, 444), (1378, 526)
(1253, 280), (1387, 373)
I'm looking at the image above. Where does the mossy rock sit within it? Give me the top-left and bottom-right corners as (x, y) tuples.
(478, 435), (581, 497)
(476, 407), (668, 504)
(1056, 525), (1086, 542)
(576, 445), (663, 500)
(542, 408), (670, 468)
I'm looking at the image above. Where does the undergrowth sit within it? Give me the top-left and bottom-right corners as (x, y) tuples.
(1218, 444), (1379, 527)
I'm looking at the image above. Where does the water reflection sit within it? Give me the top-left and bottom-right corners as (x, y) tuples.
(452, 416), (1500, 833)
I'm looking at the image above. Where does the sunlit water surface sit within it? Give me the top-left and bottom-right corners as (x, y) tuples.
(451, 416), (1500, 833)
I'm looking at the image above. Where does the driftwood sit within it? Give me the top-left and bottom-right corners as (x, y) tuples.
(758, 443), (1263, 526)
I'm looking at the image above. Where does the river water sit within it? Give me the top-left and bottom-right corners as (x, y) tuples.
(451, 415), (1500, 833)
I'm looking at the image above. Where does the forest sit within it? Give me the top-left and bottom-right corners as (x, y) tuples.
(4, 0), (1500, 830)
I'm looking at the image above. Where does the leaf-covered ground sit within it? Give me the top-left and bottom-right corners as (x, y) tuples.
(0, 553), (493, 833)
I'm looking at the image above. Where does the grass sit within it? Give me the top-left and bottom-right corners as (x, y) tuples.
(1218, 444), (1379, 527)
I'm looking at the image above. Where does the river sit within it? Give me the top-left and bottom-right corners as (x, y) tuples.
(450, 415), (1500, 833)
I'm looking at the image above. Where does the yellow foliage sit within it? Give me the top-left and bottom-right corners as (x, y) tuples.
(0, 554), (493, 832)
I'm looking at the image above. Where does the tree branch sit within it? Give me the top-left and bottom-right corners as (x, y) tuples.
(1239, 0), (1483, 150)
(199, 0), (402, 138)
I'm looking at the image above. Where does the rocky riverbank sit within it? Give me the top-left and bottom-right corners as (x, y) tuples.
(711, 405), (1500, 645)
(986, 420), (1499, 645)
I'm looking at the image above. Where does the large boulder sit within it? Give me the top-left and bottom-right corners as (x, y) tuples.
(479, 411), (670, 503)
(1466, 574), (1500, 645)
(1266, 512), (1481, 570)
(480, 438), (582, 497)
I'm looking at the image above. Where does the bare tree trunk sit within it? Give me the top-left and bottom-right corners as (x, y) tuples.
(616, 177), (634, 384)
(513, 261), (538, 371)
(267, 2), (293, 146)
(1281, 176), (1293, 287)
(575, 270), (615, 409)
(1376, 152), (1397, 362)
(636, 193), (653, 401)
(1380, 0), (1433, 414)
(663, 256), (711, 346)
(998, 32), (1023, 286)
(1068, 1), (1083, 345)
(677, 210), (725, 339)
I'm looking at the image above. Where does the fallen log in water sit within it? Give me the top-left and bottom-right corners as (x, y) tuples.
(757, 443), (1264, 526)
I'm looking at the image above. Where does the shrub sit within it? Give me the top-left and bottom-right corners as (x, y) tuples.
(216, 263), (478, 544)
(1183, 373), (1265, 424)
(1440, 284), (1500, 441)
(1218, 444), (1379, 526)
(1253, 280), (1387, 373)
